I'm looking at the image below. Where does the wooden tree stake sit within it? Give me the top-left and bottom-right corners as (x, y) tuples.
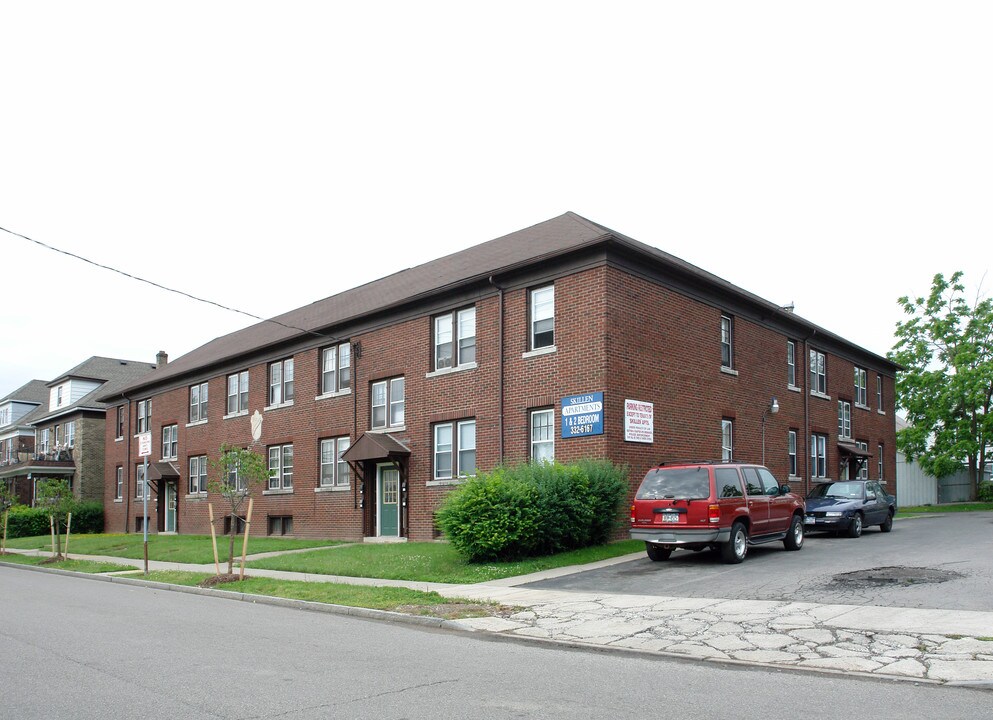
(64, 512), (72, 558)
(208, 503), (220, 576)
(239, 497), (254, 581)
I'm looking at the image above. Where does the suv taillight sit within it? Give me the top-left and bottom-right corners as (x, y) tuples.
(708, 504), (720, 523)
(630, 504), (636, 524)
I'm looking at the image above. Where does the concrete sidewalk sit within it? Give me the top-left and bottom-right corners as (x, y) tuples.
(5, 548), (993, 687)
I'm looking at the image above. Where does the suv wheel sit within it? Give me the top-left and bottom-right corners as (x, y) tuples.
(784, 514), (804, 551)
(645, 543), (672, 561)
(846, 513), (863, 538)
(721, 521), (748, 564)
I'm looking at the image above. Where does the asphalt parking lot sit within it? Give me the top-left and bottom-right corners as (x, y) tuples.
(524, 512), (993, 611)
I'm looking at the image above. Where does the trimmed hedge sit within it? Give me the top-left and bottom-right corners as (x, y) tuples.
(979, 482), (993, 503)
(4, 502), (104, 539)
(435, 460), (628, 562)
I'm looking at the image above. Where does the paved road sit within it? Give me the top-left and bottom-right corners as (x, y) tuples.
(525, 513), (993, 610)
(3, 567), (989, 719)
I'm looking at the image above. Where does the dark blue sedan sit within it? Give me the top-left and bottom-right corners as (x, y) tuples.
(804, 480), (896, 538)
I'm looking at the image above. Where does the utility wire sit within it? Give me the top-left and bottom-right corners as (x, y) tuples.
(1, 224), (333, 340)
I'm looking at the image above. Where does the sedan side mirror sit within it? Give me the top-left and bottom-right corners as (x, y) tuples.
(779, 484), (791, 495)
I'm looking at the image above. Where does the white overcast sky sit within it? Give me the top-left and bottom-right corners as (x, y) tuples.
(2, 2), (990, 392)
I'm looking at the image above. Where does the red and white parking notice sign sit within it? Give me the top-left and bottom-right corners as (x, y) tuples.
(138, 432), (152, 457)
(624, 399), (654, 443)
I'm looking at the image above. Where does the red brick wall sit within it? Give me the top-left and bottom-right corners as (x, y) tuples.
(103, 262), (897, 539)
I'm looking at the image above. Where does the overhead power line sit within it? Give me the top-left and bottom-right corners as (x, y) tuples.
(1, 224), (332, 340)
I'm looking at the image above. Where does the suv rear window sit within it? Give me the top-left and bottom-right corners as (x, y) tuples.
(714, 467), (743, 497)
(636, 467), (711, 500)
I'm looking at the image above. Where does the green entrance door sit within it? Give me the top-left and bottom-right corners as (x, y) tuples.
(164, 482), (177, 532)
(377, 464), (400, 537)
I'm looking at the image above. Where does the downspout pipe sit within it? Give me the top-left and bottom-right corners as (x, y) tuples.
(489, 276), (505, 462)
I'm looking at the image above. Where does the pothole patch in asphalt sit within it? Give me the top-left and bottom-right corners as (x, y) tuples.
(831, 566), (964, 588)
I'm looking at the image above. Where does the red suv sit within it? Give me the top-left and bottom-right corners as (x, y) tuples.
(630, 461), (805, 564)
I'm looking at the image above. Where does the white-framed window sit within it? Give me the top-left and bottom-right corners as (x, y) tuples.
(878, 443), (884, 480)
(161, 424), (178, 459)
(434, 307), (476, 370)
(115, 466), (123, 500)
(720, 315), (734, 369)
(811, 433), (827, 478)
(837, 401), (851, 439)
(321, 342), (352, 395)
(116, 406), (125, 440)
(227, 371), (249, 414)
(433, 419), (477, 480)
(857, 441), (869, 479)
(56, 386), (63, 407)
(40, 428), (50, 455)
(787, 340), (796, 386)
(530, 286), (555, 350)
(877, 375), (883, 412)
(854, 368), (868, 407)
(189, 382), (209, 422)
(269, 359), (294, 406)
(721, 419), (733, 461)
(226, 460), (246, 492)
(136, 464), (148, 499)
(531, 409), (554, 462)
(788, 429), (797, 476)
(320, 437), (351, 487)
(136, 399), (151, 433)
(809, 350), (827, 395)
(267, 444), (294, 490)
(371, 377), (405, 429)
(188, 455), (207, 494)
(65, 421), (76, 448)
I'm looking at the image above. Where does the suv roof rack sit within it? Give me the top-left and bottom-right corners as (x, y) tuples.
(656, 458), (734, 467)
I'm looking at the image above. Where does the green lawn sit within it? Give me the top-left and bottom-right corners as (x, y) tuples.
(2, 533), (342, 564)
(142, 571), (503, 617)
(900, 502), (993, 514)
(0, 553), (136, 573)
(248, 540), (645, 584)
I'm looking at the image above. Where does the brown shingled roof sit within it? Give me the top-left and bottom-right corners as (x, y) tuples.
(104, 211), (900, 399)
(107, 212), (612, 396)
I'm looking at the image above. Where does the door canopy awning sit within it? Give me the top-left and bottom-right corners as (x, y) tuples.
(341, 432), (411, 463)
(837, 441), (872, 458)
(148, 461), (181, 481)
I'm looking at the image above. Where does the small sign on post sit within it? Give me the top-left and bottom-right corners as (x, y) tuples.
(137, 432), (151, 575)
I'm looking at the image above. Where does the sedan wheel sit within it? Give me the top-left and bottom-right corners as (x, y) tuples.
(880, 512), (894, 533)
(846, 513), (863, 538)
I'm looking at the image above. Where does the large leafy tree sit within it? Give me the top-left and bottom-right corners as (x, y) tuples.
(890, 271), (993, 499)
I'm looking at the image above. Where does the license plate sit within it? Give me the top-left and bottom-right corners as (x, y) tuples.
(804, 516), (816, 525)
(660, 513), (680, 523)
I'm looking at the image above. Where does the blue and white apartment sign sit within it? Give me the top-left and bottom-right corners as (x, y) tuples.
(561, 392), (604, 438)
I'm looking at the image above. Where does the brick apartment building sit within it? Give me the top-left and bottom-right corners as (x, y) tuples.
(99, 213), (898, 540)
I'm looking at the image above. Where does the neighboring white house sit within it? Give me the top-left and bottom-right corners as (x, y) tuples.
(896, 415), (991, 505)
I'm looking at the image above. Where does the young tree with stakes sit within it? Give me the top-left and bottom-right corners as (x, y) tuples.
(35, 478), (74, 560)
(890, 271), (993, 500)
(0, 480), (16, 554)
(208, 444), (267, 575)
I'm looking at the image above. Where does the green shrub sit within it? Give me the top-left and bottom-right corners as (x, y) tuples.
(434, 471), (542, 561)
(435, 459), (628, 562)
(979, 482), (993, 503)
(5, 501), (104, 539)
